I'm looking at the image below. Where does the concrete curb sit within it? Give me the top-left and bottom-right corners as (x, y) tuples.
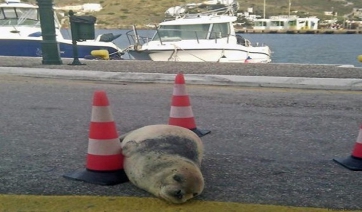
(1, 67), (362, 90)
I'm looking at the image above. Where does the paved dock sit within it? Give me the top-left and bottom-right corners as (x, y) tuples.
(0, 56), (361, 79)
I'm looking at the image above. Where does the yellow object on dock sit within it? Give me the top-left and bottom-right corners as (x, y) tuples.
(91, 50), (109, 60)
(358, 55), (362, 63)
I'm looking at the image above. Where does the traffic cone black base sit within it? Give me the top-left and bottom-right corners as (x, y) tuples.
(63, 169), (128, 186)
(192, 128), (211, 137)
(333, 156), (362, 171)
(333, 124), (362, 171)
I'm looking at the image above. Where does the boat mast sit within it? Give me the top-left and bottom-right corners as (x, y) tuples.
(263, 0), (265, 19)
(288, 0), (291, 17)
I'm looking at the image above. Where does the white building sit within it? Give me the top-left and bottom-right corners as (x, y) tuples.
(324, 11), (337, 16)
(253, 15), (319, 31)
(82, 3), (102, 12)
(55, 3), (102, 12)
(165, 6), (186, 17)
(58, 5), (83, 12)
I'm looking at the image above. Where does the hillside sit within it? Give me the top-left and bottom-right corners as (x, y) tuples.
(27, 0), (362, 29)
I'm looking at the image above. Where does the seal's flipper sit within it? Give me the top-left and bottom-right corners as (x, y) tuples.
(119, 132), (131, 142)
(121, 140), (140, 156)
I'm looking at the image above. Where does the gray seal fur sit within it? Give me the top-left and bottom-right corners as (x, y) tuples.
(120, 124), (204, 204)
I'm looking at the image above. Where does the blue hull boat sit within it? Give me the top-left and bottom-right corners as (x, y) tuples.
(0, 0), (124, 59)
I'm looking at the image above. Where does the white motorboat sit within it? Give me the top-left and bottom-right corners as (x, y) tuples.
(126, 6), (271, 63)
(0, 0), (123, 59)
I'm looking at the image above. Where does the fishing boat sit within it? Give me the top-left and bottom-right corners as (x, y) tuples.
(0, 0), (123, 59)
(126, 3), (271, 63)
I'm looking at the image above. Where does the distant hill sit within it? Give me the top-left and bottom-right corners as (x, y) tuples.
(27, 0), (362, 29)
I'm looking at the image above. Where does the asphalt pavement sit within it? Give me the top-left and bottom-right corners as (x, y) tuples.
(1, 57), (362, 211)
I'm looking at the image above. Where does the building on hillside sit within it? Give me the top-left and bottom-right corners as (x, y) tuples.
(253, 15), (319, 31)
(324, 11), (338, 16)
(82, 3), (102, 12)
(237, 11), (261, 21)
(352, 8), (362, 19)
(57, 5), (83, 12)
(55, 4), (102, 13)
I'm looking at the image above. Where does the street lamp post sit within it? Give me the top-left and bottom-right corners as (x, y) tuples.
(36, 0), (62, 65)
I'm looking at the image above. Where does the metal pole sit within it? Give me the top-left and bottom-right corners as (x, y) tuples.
(36, 0), (62, 65)
(263, 0), (265, 19)
(288, 0), (291, 17)
(69, 10), (82, 65)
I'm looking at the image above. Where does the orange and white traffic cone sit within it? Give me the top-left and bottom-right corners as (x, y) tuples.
(244, 56), (251, 63)
(64, 90), (128, 185)
(168, 72), (210, 137)
(333, 124), (362, 171)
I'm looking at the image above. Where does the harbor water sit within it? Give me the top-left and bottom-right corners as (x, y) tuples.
(62, 29), (362, 67)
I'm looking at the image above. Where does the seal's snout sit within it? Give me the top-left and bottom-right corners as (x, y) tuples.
(174, 190), (183, 199)
(159, 186), (186, 204)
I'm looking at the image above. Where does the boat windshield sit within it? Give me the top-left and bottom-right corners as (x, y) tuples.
(152, 22), (230, 41)
(0, 7), (39, 26)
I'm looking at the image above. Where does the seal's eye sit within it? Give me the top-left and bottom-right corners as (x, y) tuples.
(174, 190), (183, 199)
(193, 193), (198, 197)
(173, 174), (183, 182)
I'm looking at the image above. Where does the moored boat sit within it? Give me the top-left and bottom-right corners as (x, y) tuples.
(0, 0), (123, 59)
(126, 4), (271, 63)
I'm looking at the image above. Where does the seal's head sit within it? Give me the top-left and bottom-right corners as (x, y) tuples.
(158, 163), (204, 204)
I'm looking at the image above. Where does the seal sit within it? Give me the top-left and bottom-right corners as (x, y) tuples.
(120, 124), (204, 204)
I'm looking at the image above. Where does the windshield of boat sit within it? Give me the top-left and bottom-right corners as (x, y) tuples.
(0, 7), (39, 26)
(152, 22), (230, 41)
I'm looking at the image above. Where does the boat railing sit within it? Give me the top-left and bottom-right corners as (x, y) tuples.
(0, 18), (39, 26)
(153, 29), (233, 44)
(0, 19), (15, 25)
(126, 26), (152, 47)
(126, 26), (267, 47)
(155, 29), (263, 46)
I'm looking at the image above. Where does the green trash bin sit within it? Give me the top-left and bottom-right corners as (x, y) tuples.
(68, 11), (97, 65)
(69, 12), (96, 41)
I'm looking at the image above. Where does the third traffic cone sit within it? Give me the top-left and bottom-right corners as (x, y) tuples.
(63, 90), (128, 185)
(168, 72), (210, 137)
(333, 124), (362, 171)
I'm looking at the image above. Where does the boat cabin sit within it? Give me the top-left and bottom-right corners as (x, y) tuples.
(152, 14), (237, 42)
(0, 0), (60, 28)
(0, 0), (40, 26)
